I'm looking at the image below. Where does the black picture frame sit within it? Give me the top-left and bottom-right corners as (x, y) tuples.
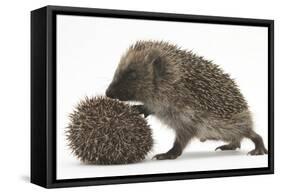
(31, 5), (274, 188)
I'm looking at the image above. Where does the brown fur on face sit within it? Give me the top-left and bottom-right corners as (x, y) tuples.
(106, 47), (158, 102)
(106, 40), (268, 160)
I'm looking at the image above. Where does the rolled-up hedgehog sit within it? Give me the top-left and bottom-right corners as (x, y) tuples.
(66, 96), (153, 165)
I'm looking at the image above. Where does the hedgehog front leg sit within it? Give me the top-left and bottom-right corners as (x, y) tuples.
(152, 141), (182, 160)
(215, 141), (241, 151)
(153, 131), (192, 160)
(131, 105), (153, 117)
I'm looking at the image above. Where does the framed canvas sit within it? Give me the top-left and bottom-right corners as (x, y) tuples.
(31, 5), (274, 188)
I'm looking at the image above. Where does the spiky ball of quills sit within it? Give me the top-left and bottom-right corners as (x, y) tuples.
(66, 96), (153, 165)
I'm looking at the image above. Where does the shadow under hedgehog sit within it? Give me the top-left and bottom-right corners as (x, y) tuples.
(106, 40), (268, 160)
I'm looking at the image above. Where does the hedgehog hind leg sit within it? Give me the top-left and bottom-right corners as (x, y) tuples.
(246, 130), (268, 155)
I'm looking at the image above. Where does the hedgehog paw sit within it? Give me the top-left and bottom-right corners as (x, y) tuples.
(248, 147), (268, 155)
(131, 105), (152, 118)
(215, 143), (240, 151)
(152, 152), (180, 160)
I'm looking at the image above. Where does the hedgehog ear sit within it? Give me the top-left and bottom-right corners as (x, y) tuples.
(145, 49), (166, 78)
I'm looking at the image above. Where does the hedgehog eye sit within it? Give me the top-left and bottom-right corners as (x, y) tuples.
(127, 71), (137, 80)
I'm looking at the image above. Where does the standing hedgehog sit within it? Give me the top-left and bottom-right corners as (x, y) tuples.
(106, 40), (268, 160)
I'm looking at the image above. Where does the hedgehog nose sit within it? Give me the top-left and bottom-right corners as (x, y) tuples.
(106, 88), (114, 98)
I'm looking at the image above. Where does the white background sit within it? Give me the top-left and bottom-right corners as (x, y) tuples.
(0, 0), (280, 193)
(57, 15), (268, 179)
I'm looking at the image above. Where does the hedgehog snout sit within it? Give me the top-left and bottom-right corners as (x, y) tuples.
(106, 85), (133, 101)
(106, 83), (122, 100)
(105, 86), (116, 99)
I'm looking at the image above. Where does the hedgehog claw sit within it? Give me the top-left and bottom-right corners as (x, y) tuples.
(152, 153), (179, 160)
